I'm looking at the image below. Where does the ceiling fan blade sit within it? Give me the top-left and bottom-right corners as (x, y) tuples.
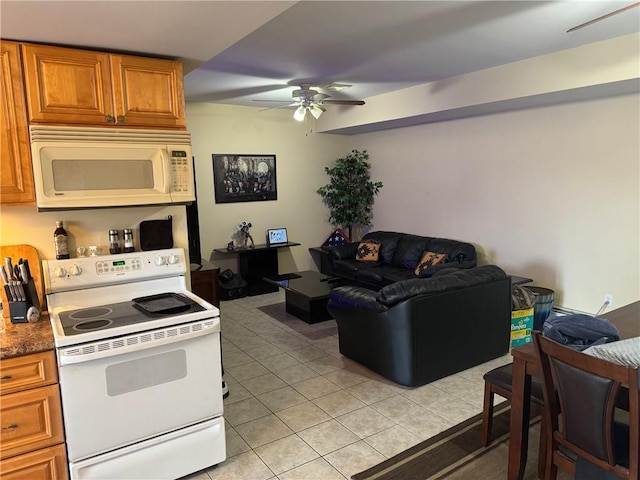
(323, 100), (366, 106)
(567, 2), (640, 32)
(259, 102), (299, 112)
(253, 99), (294, 103)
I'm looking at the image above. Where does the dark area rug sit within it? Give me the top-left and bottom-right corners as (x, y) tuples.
(257, 302), (338, 340)
(352, 404), (565, 480)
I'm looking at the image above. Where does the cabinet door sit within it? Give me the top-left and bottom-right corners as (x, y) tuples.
(0, 41), (35, 204)
(0, 384), (65, 460)
(110, 55), (186, 128)
(0, 351), (58, 396)
(0, 443), (68, 480)
(21, 43), (114, 125)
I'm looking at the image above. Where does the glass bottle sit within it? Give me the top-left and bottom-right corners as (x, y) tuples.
(54, 221), (70, 259)
(123, 229), (134, 253)
(109, 229), (121, 254)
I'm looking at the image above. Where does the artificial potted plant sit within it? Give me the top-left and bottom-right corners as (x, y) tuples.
(317, 149), (383, 241)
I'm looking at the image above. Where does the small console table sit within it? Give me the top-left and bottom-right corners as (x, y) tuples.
(213, 242), (300, 296)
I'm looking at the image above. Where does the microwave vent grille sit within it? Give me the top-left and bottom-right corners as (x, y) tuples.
(30, 126), (191, 144)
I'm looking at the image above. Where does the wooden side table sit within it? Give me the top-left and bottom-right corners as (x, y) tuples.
(190, 260), (220, 307)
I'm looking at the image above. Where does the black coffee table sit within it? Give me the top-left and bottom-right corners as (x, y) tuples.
(263, 270), (340, 324)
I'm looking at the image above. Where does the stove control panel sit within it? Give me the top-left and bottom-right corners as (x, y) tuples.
(44, 248), (188, 293)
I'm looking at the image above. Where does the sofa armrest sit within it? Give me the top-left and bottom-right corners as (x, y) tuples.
(328, 286), (389, 313)
(328, 243), (359, 261)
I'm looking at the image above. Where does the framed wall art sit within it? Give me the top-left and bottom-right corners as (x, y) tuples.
(212, 154), (277, 204)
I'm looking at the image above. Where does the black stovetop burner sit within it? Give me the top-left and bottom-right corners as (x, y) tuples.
(57, 293), (205, 336)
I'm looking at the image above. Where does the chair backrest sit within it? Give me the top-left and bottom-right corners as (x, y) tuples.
(533, 332), (639, 479)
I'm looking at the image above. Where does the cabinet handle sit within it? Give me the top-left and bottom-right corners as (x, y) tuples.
(0, 375), (12, 381)
(117, 115), (126, 123)
(105, 115), (115, 123)
(2, 424), (18, 430)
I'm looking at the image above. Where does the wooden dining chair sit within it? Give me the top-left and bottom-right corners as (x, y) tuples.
(533, 332), (639, 480)
(481, 362), (546, 447)
(481, 362), (548, 478)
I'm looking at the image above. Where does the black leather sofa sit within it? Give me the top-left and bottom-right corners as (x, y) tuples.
(327, 231), (477, 290)
(326, 265), (511, 387)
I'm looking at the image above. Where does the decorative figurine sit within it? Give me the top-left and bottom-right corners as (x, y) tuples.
(236, 222), (255, 249)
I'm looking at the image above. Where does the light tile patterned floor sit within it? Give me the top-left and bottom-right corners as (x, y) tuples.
(184, 291), (511, 480)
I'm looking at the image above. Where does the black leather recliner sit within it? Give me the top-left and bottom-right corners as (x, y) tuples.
(327, 265), (511, 387)
(327, 231), (477, 290)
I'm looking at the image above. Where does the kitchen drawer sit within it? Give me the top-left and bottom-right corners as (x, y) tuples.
(0, 351), (57, 395)
(0, 384), (64, 460)
(0, 443), (68, 480)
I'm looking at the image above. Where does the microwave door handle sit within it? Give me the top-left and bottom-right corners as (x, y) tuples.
(161, 149), (172, 194)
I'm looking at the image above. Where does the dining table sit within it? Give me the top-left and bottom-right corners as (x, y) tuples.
(507, 300), (640, 480)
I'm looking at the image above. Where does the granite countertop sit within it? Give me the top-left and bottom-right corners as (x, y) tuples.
(1, 313), (55, 359)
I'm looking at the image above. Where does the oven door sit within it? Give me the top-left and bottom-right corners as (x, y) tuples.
(58, 318), (223, 462)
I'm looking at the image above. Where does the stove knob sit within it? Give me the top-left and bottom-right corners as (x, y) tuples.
(168, 254), (180, 265)
(155, 256), (167, 266)
(54, 267), (67, 278)
(69, 265), (82, 276)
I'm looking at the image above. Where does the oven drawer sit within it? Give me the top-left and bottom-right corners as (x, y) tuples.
(0, 351), (58, 395)
(0, 384), (65, 460)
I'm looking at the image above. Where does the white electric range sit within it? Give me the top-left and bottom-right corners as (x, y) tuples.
(43, 248), (225, 479)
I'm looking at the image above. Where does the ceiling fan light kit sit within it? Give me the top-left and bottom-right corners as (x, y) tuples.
(255, 83), (365, 122)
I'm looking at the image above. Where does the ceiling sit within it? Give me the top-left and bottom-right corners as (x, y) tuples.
(1, 1), (639, 111)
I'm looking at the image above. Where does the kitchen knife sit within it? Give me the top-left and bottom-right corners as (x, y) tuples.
(5, 257), (14, 280)
(19, 263), (29, 284)
(6, 282), (17, 302)
(14, 264), (21, 282)
(15, 282), (25, 302)
(22, 260), (32, 281)
(0, 266), (8, 286)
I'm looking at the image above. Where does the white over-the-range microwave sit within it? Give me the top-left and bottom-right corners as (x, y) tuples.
(30, 125), (195, 210)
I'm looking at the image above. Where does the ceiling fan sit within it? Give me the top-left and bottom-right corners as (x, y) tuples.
(255, 84), (365, 121)
(566, 2), (639, 32)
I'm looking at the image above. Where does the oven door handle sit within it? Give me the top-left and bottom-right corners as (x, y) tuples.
(58, 319), (218, 365)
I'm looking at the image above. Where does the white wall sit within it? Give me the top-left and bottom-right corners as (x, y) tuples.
(351, 93), (640, 312)
(186, 103), (352, 273)
(3, 95), (636, 315)
(0, 204), (188, 262)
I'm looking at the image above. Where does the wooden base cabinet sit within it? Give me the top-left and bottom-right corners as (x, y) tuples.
(0, 41), (35, 204)
(0, 351), (68, 479)
(0, 443), (67, 480)
(21, 43), (186, 129)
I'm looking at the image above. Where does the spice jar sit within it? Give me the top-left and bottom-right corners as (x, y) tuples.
(123, 228), (134, 253)
(109, 229), (121, 254)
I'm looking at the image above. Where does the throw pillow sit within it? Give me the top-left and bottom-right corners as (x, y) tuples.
(356, 240), (381, 262)
(414, 251), (448, 276)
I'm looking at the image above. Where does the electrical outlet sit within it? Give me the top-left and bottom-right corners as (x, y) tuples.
(604, 294), (613, 306)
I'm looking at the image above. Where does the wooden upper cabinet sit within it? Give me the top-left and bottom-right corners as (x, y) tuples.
(0, 41), (35, 204)
(111, 55), (185, 128)
(21, 43), (113, 125)
(21, 43), (186, 129)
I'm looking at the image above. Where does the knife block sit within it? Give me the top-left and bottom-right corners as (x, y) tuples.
(6, 279), (41, 324)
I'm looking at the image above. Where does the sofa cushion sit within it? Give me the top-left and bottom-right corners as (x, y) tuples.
(391, 235), (431, 269)
(356, 240), (381, 262)
(361, 231), (404, 264)
(425, 237), (476, 266)
(414, 251), (448, 276)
